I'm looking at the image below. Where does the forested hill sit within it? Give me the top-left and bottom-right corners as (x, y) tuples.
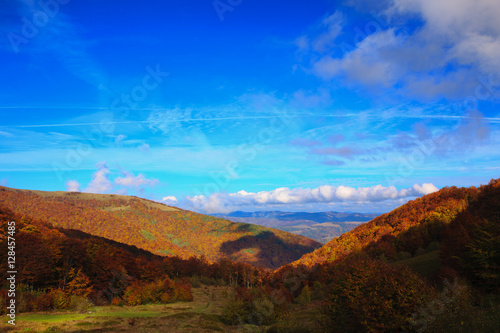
(292, 178), (500, 271)
(0, 186), (320, 269)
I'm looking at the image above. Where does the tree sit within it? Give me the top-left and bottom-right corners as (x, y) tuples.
(66, 268), (92, 297)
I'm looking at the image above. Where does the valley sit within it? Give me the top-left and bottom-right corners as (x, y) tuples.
(1, 179), (499, 332)
(213, 210), (377, 243)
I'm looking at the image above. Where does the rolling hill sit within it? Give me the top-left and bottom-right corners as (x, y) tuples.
(212, 211), (377, 243)
(291, 178), (500, 278)
(0, 186), (320, 269)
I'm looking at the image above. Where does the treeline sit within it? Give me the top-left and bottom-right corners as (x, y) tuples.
(262, 179), (500, 331)
(0, 205), (270, 314)
(1, 179), (498, 331)
(295, 184), (478, 267)
(0, 188), (319, 269)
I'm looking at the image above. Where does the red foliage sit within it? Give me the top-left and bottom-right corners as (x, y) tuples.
(0, 188), (319, 269)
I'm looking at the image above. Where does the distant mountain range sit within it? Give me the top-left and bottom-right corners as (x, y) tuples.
(211, 211), (378, 243)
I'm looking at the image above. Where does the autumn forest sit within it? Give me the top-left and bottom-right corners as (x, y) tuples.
(0, 179), (499, 331)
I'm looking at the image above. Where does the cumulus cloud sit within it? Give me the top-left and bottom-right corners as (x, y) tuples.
(185, 183), (438, 213)
(302, 0), (500, 100)
(84, 162), (113, 194)
(115, 170), (159, 190)
(81, 162), (158, 195)
(65, 180), (81, 192)
(162, 196), (178, 204)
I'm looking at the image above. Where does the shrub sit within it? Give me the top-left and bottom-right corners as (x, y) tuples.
(216, 278), (227, 286)
(397, 251), (412, 260)
(124, 282), (143, 306)
(200, 275), (217, 286)
(142, 279), (166, 304)
(51, 289), (70, 309)
(221, 296), (247, 325)
(415, 247), (426, 256)
(69, 295), (93, 313)
(35, 292), (54, 311)
(174, 281), (193, 302)
(324, 256), (436, 332)
(111, 297), (124, 306)
(311, 281), (324, 301)
(221, 286), (291, 326)
(124, 277), (192, 305)
(294, 285), (311, 305)
(189, 275), (201, 288)
(18, 291), (36, 312)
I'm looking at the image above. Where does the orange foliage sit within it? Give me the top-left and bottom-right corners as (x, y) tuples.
(0, 187), (319, 269)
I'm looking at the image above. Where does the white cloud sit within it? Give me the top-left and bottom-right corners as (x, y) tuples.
(185, 183), (439, 213)
(77, 162), (159, 195)
(65, 180), (81, 192)
(303, 0), (500, 100)
(115, 171), (159, 189)
(162, 196), (178, 204)
(84, 162), (113, 194)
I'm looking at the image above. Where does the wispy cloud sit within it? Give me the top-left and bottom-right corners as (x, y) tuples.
(8, 0), (109, 90)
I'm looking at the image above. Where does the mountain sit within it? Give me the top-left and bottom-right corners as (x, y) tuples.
(292, 179), (500, 275)
(0, 186), (320, 269)
(212, 211), (377, 243)
(266, 179), (499, 331)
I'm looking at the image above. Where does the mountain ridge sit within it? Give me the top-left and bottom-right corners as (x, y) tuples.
(212, 210), (377, 243)
(0, 186), (320, 269)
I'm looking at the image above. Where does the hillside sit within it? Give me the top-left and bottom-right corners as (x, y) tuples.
(293, 182), (480, 267)
(265, 179), (499, 332)
(292, 178), (500, 281)
(212, 211), (377, 243)
(0, 186), (320, 269)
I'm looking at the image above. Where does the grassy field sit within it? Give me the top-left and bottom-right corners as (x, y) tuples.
(9, 187), (179, 212)
(394, 250), (441, 279)
(0, 286), (264, 333)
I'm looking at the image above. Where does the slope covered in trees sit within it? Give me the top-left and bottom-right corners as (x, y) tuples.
(262, 179), (500, 331)
(293, 182), (480, 267)
(0, 186), (320, 269)
(1, 179), (498, 332)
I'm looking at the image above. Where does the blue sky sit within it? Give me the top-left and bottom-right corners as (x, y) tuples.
(1, 0), (499, 214)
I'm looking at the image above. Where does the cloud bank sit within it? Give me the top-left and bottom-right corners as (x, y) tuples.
(185, 183), (438, 213)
